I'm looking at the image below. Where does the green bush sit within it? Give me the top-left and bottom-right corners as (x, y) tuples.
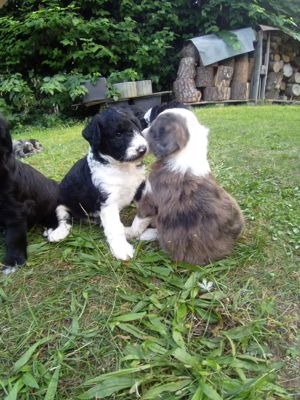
(0, 0), (299, 125)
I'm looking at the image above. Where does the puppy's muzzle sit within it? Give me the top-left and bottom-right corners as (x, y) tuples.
(136, 145), (147, 156)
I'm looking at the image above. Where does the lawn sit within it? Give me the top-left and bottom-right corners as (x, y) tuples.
(0, 105), (299, 400)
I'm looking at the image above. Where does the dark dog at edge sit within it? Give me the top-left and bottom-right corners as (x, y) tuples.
(0, 116), (59, 274)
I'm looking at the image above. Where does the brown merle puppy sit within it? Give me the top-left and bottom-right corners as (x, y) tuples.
(125, 108), (244, 265)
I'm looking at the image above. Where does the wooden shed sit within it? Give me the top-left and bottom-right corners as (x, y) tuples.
(174, 26), (300, 104)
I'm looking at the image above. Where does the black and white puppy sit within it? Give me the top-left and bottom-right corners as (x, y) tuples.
(44, 107), (148, 260)
(0, 116), (59, 274)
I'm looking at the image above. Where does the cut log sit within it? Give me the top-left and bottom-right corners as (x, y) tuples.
(176, 57), (197, 80)
(214, 66), (233, 87)
(283, 63), (293, 78)
(180, 43), (199, 62)
(289, 72), (300, 84)
(274, 54), (281, 62)
(248, 57), (255, 81)
(265, 89), (280, 99)
(195, 66), (214, 87)
(203, 86), (231, 101)
(230, 81), (249, 100)
(232, 54), (249, 84)
(268, 61), (284, 73)
(270, 42), (279, 51)
(280, 81), (286, 91)
(221, 58), (235, 69)
(286, 83), (300, 97)
(173, 79), (201, 103)
(282, 54), (290, 63)
(266, 71), (283, 91)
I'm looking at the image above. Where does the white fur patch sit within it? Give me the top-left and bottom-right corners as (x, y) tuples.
(46, 205), (71, 242)
(125, 130), (148, 160)
(140, 228), (158, 241)
(149, 108), (211, 177)
(144, 108), (152, 125)
(2, 266), (17, 275)
(125, 215), (152, 239)
(87, 149), (146, 210)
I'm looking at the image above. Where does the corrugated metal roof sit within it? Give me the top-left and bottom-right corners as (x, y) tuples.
(189, 27), (256, 66)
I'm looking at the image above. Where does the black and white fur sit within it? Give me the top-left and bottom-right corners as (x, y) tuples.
(44, 107), (148, 260)
(0, 116), (59, 274)
(143, 100), (189, 126)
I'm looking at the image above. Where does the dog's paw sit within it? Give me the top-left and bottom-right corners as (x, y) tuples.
(2, 265), (18, 275)
(110, 240), (134, 261)
(47, 225), (70, 242)
(43, 228), (53, 238)
(140, 228), (158, 241)
(124, 226), (138, 240)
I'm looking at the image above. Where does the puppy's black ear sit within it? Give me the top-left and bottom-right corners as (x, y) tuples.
(0, 115), (13, 155)
(82, 114), (102, 148)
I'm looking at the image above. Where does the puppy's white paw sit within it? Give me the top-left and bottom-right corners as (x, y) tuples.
(124, 226), (138, 240)
(43, 228), (53, 238)
(110, 240), (134, 261)
(140, 228), (158, 241)
(2, 266), (17, 275)
(47, 225), (70, 242)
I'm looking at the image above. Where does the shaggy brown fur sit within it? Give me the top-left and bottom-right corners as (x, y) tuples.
(137, 167), (244, 264)
(135, 109), (244, 265)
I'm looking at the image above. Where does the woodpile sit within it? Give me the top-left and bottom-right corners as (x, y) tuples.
(266, 33), (300, 100)
(174, 43), (254, 102)
(174, 32), (300, 103)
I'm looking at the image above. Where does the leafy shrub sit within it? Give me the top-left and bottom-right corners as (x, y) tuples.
(0, 0), (299, 125)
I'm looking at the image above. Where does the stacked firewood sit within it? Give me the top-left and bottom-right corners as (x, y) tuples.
(174, 33), (300, 103)
(174, 43), (254, 102)
(267, 34), (300, 100)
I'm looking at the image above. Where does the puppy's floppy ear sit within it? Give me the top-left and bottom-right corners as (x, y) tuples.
(0, 115), (13, 155)
(82, 114), (102, 148)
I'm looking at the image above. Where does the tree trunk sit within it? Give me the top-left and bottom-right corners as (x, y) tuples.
(203, 86), (231, 101)
(195, 66), (214, 87)
(214, 66), (233, 87)
(173, 79), (201, 103)
(230, 81), (249, 100)
(176, 57), (197, 80)
(180, 43), (199, 62)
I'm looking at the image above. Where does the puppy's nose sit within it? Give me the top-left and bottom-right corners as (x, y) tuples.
(137, 145), (147, 155)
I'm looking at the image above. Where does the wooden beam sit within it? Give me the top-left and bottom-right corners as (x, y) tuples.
(250, 30), (263, 102)
(261, 32), (271, 100)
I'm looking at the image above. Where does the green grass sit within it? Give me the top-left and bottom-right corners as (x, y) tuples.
(0, 105), (299, 399)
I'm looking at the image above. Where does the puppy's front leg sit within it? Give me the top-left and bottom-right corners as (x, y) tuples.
(100, 205), (134, 261)
(3, 222), (27, 274)
(125, 215), (152, 240)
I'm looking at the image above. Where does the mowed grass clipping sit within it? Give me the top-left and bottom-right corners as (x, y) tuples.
(0, 105), (299, 399)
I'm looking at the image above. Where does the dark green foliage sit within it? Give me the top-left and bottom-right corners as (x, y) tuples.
(0, 0), (299, 123)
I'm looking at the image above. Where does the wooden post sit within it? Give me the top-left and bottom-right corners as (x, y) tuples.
(261, 32), (271, 100)
(250, 30), (263, 102)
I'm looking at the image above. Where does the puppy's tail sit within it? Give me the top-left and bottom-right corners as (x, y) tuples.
(44, 205), (72, 242)
(0, 114), (13, 157)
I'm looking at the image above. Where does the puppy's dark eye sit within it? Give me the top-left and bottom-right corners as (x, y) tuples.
(115, 132), (122, 138)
